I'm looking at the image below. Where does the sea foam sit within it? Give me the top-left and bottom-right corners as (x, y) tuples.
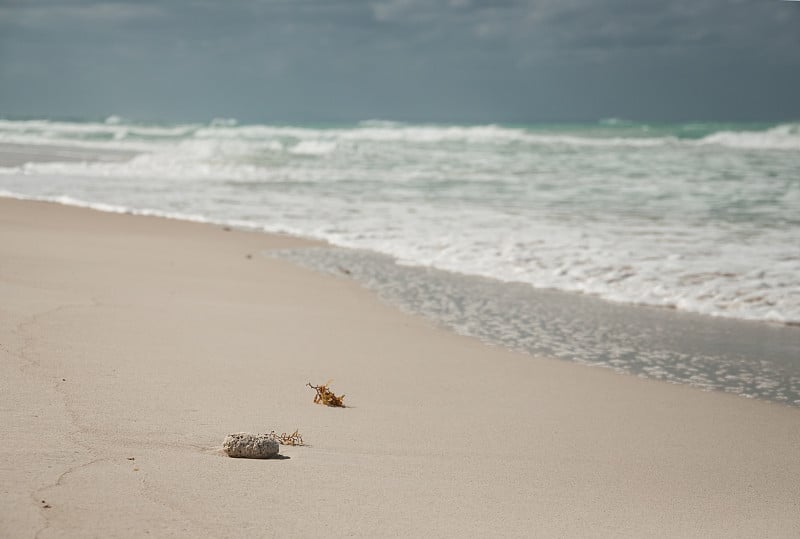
(1, 118), (798, 325)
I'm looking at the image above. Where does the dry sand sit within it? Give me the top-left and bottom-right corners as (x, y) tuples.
(1, 197), (798, 538)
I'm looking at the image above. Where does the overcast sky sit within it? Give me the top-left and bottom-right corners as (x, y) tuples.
(1, 0), (798, 123)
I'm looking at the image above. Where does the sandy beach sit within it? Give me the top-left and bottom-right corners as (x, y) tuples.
(1, 197), (799, 538)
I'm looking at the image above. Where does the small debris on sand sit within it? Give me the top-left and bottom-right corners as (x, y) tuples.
(271, 429), (304, 446)
(307, 381), (346, 407)
(223, 432), (280, 458)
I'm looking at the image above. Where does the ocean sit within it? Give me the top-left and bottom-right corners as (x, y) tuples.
(1, 117), (798, 403)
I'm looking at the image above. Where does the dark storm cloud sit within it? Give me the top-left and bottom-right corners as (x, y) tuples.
(0, 0), (798, 122)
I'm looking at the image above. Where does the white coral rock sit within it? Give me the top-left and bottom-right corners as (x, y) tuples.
(223, 432), (280, 458)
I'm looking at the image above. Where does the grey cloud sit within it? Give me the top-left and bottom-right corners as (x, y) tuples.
(0, 0), (798, 122)
(0, 1), (162, 27)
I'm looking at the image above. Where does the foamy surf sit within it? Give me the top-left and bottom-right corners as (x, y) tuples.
(1, 117), (798, 325)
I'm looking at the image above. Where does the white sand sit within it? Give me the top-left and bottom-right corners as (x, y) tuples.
(1, 198), (799, 537)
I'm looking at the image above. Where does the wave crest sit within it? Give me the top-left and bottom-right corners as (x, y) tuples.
(698, 123), (800, 150)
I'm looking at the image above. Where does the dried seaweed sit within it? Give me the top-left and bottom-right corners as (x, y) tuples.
(307, 381), (346, 407)
(269, 429), (304, 446)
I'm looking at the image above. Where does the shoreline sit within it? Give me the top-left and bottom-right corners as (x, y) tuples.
(4, 191), (799, 407)
(275, 246), (800, 407)
(0, 188), (796, 329)
(2, 197), (799, 537)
